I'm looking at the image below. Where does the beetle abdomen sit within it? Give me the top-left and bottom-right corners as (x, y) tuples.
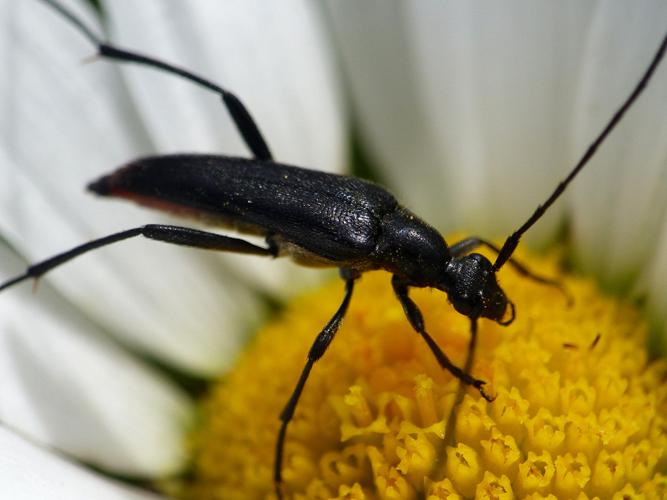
(89, 154), (399, 262)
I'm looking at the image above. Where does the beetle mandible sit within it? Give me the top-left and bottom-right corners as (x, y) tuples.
(3, 1), (667, 497)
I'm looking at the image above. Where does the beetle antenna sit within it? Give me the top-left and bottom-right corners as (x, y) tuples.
(38, 0), (273, 161)
(494, 29), (667, 271)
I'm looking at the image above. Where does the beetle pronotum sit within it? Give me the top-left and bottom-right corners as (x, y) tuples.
(2, 1), (667, 497)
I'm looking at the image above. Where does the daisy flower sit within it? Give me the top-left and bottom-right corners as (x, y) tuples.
(0, 0), (666, 498)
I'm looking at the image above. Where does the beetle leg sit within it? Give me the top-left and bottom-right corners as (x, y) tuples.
(450, 236), (570, 302)
(275, 269), (359, 499)
(391, 275), (494, 402)
(0, 224), (276, 292)
(39, 0), (272, 161)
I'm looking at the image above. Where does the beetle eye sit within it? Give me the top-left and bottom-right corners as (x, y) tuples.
(450, 293), (477, 317)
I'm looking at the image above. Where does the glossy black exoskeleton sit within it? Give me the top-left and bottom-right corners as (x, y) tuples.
(89, 155), (512, 323)
(3, 1), (667, 497)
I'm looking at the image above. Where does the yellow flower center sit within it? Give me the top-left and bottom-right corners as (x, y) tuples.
(178, 249), (667, 499)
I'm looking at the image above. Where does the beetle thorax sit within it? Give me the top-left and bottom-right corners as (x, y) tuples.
(374, 207), (451, 286)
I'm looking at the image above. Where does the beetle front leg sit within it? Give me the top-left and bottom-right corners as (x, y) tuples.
(274, 268), (359, 499)
(391, 276), (493, 402)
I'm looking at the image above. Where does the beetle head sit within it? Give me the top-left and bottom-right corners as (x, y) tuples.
(443, 253), (515, 325)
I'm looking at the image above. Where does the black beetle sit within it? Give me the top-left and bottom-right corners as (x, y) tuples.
(3, 1), (667, 497)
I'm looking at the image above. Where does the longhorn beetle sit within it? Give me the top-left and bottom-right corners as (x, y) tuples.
(3, 1), (667, 497)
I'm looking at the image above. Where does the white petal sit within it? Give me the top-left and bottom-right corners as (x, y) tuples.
(569, 1), (667, 288)
(0, 242), (193, 476)
(407, 0), (597, 243)
(325, 0), (592, 245)
(0, 0), (265, 374)
(103, 0), (347, 295)
(0, 427), (162, 500)
(104, 0), (346, 172)
(324, 1), (451, 224)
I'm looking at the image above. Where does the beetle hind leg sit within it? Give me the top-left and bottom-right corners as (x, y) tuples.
(39, 0), (272, 161)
